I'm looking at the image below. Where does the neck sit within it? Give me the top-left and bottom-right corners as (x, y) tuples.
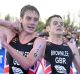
(19, 31), (37, 44)
(48, 34), (63, 45)
(20, 31), (33, 37)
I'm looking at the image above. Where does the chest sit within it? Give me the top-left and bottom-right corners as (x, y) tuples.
(45, 44), (73, 64)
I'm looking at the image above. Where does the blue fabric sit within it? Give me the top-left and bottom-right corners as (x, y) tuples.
(0, 47), (5, 73)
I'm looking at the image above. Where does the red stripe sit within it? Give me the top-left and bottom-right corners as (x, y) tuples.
(28, 71), (36, 74)
(4, 67), (9, 73)
(44, 66), (52, 74)
(70, 67), (73, 74)
(40, 59), (52, 74)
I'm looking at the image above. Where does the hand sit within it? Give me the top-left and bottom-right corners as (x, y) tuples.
(67, 42), (79, 55)
(14, 20), (22, 33)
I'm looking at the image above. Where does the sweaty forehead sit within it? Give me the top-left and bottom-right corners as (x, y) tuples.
(51, 17), (63, 22)
(24, 10), (39, 17)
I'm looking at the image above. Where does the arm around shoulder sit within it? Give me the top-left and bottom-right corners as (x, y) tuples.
(22, 37), (46, 69)
(2, 37), (46, 70)
(0, 19), (22, 33)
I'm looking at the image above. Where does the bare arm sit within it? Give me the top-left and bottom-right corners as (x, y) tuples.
(67, 42), (80, 73)
(0, 26), (15, 43)
(0, 19), (22, 32)
(2, 37), (46, 70)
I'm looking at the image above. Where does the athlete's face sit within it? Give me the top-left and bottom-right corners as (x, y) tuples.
(20, 10), (39, 34)
(49, 17), (64, 35)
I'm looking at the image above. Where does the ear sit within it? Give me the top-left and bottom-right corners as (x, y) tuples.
(46, 26), (50, 32)
(18, 18), (23, 32)
(20, 18), (22, 23)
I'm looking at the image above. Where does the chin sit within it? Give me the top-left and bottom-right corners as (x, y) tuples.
(28, 31), (34, 34)
(56, 32), (63, 35)
(24, 30), (34, 34)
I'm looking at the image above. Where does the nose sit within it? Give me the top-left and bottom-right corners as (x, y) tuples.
(57, 22), (62, 27)
(31, 19), (34, 23)
(30, 20), (36, 26)
(30, 19), (35, 24)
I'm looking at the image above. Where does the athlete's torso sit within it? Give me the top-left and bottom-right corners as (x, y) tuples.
(6, 34), (40, 74)
(44, 41), (74, 74)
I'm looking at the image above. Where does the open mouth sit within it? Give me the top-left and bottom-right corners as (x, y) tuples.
(57, 28), (62, 31)
(27, 26), (35, 30)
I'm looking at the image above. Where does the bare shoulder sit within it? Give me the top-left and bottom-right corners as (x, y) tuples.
(33, 37), (46, 51)
(34, 37), (46, 45)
